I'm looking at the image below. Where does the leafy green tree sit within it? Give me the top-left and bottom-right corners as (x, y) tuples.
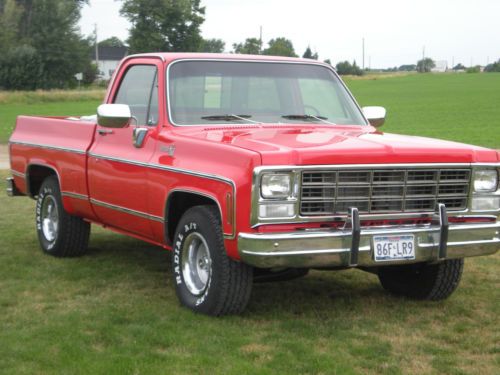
(262, 37), (297, 57)
(0, 0), (92, 89)
(335, 60), (363, 76)
(416, 58), (435, 73)
(398, 64), (416, 71)
(200, 38), (225, 53)
(120, 0), (205, 53)
(0, 0), (22, 50)
(99, 37), (125, 48)
(323, 58), (332, 65)
(302, 46), (318, 60)
(232, 38), (262, 54)
(0, 44), (43, 89)
(484, 59), (500, 72)
(452, 63), (466, 70)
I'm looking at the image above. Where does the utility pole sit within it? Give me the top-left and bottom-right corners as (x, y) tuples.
(362, 37), (365, 70)
(259, 26), (263, 54)
(94, 23), (99, 69)
(421, 46), (425, 72)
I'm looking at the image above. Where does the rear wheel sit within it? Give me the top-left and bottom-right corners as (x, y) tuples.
(36, 176), (90, 257)
(171, 205), (253, 316)
(378, 259), (464, 300)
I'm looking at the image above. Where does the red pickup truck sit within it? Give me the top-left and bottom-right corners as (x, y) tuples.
(7, 53), (500, 315)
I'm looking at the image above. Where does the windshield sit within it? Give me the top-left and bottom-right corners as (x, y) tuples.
(168, 60), (367, 126)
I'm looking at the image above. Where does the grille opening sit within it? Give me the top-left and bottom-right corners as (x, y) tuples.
(337, 186), (370, 198)
(439, 184), (468, 195)
(373, 171), (405, 183)
(338, 171), (370, 184)
(302, 187), (335, 199)
(336, 200), (370, 213)
(372, 185), (404, 197)
(406, 185), (436, 196)
(301, 201), (335, 215)
(302, 172), (336, 185)
(408, 170), (437, 182)
(440, 169), (470, 181)
(405, 199), (436, 211)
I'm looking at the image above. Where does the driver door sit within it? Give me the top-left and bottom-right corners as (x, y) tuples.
(88, 61), (160, 238)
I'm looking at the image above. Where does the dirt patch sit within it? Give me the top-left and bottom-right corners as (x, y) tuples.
(0, 144), (8, 169)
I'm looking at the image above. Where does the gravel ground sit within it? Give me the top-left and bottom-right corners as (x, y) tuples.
(0, 145), (8, 169)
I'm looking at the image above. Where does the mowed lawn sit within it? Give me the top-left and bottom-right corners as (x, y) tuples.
(346, 73), (500, 149)
(1, 74), (499, 374)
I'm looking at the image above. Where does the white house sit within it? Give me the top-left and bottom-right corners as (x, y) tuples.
(91, 46), (128, 80)
(431, 60), (448, 73)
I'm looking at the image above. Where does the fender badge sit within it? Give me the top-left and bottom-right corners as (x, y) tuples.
(160, 145), (176, 157)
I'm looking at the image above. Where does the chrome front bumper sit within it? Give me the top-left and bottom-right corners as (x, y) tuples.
(238, 207), (500, 268)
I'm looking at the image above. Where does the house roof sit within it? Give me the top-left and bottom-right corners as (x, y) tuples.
(91, 46), (128, 61)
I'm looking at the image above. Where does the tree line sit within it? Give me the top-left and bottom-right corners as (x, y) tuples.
(1, 0), (499, 90)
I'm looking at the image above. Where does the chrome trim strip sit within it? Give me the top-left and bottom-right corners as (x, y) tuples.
(90, 198), (165, 223)
(165, 58), (369, 127)
(61, 192), (89, 201)
(9, 141), (86, 155)
(10, 170), (25, 178)
(254, 163), (499, 173)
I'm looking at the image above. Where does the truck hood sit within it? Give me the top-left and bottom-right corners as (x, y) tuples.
(181, 125), (499, 165)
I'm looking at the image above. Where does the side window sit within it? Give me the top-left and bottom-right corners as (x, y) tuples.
(114, 65), (158, 126)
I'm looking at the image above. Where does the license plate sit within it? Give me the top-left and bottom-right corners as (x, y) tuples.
(373, 235), (415, 262)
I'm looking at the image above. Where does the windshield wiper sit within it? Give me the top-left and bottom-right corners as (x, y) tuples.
(281, 114), (336, 125)
(201, 114), (262, 124)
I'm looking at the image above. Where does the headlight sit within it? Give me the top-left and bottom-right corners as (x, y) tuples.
(473, 170), (498, 192)
(261, 174), (292, 199)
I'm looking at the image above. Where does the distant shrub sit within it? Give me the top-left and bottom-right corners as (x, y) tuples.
(0, 45), (43, 90)
(466, 66), (481, 73)
(335, 60), (363, 76)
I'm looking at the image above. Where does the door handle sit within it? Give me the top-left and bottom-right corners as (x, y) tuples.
(98, 129), (114, 135)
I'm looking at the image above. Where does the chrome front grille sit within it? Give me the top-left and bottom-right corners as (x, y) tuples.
(300, 168), (470, 215)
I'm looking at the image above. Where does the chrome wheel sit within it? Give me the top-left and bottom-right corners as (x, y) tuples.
(41, 195), (59, 242)
(181, 232), (212, 296)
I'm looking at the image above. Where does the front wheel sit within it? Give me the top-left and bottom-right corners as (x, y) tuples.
(378, 259), (464, 301)
(171, 206), (253, 316)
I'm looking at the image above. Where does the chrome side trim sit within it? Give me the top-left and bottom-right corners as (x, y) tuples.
(9, 141), (86, 155)
(90, 198), (165, 223)
(88, 152), (237, 238)
(10, 170), (25, 178)
(61, 192), (89, 201)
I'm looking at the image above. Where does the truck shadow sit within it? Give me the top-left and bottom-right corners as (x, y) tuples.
(86, 232), (390, 316)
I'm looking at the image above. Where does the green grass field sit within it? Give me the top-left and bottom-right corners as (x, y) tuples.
(1, 75), (499, 374)
(1, 170), (499, 374)
(346, 73), (500, 149)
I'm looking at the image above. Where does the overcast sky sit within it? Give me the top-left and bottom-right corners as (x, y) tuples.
(80, 0), (500, 68)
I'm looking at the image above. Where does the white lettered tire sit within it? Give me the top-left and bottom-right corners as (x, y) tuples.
(172, 205), (253, 316)
(36, 176), (90, 257)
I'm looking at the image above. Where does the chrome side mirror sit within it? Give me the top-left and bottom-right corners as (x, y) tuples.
(362, 106), (386, 128)
(97, 104), (132, 128)
(133, 127), (149, 148)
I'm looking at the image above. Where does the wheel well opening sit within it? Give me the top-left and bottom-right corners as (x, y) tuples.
(27, 165), (57, 197)
(166, 192), (219, 246)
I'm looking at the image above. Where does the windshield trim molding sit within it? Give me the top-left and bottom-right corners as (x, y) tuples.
(165, 58), (369, 127)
